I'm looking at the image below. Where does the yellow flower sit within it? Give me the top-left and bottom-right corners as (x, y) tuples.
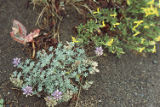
(138, 47), (145, 53)
(127, 0), (131, 5)
(141, 5), (159, 17)
(93, 8), (100, 14)
(150, 5), (159, 16)
(100, 21), (106, 28)
(141, 38), (145, 44)
(110, 13), (117, 18)
(113, 23), (120, 28)
(134, 20), (143, 24)
(111, 50), (115, 53)
(132, 26), (137, 31)
(150, 23), (155, 26)
(132, 20), (143, 31)
(141, 7), (149, 16)
(147, 0), (154, 5)
(149, 41), (156, 45)
(133, 31), (140, 37)
(106, 38), (114, 46)
(152, 45), (156, 53)
(155, 36), (160, 41)
(142, 7), (152, 17)
(159, 0), (160, 8)
(72, 37), (79, 43)
(144, 25), (149, 29)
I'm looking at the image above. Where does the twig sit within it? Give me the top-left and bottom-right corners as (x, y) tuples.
(75, 85), (81, 107)
(82, 4), (93, 15)
(56, 19), (62, 42)
(11, 87), (20, 90)
(32, 41), (36, 58)
(71, 4), (83, 15)
(35, 6), (47, 27)
(75, 77), (84, 107)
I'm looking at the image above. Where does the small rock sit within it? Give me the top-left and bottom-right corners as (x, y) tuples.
(98, 99), (102, 103)
(142, 70), (146, 73)
(134, 92), (137, 96)
(66, 14), (70, 18)
(152, 60), (158, 64)
(7, 92), (10, 95)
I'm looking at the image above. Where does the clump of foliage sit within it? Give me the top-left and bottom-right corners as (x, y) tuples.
(0, 98), (4, 107)
(76, 0), (160, 57)
(0, 95), (4, 107)
(10, 42), (99, 106)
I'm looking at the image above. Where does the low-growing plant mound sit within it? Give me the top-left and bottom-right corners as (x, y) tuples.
(76, 0), (160, 57)
(10, 42), (99, 107)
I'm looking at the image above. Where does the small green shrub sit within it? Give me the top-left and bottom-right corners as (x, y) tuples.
(76, 0), (160, 57)
(10, 42), (99, 106)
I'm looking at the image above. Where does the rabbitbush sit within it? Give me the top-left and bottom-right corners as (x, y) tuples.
(10, 42), (99, 106)
(76, 0), (160, 57)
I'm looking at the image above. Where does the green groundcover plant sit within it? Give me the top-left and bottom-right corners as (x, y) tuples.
(76, 0), (160, 57)
(0, 98), (4, 107)
(10, 42), (99, 107)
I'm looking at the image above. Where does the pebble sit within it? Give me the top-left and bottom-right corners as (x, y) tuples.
(98, 99), (102, 103)
(7, 92), (10, 95)
(152, 60), (158, 64)
(142, 70), (146, 73)
(139, 62), (143, 65)
(66, 14), (70, 18)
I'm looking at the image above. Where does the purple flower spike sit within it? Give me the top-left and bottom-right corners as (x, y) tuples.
(12, 57), (21, 67)
(22, 86), (33, 97)
(95, 47), (103, 56)
(52, 89), (62, 100)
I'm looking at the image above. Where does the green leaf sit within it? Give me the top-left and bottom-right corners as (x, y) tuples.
(0, 99), (4, 105)
(127, 0), (131, 5)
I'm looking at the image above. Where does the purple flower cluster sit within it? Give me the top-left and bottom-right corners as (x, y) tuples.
(95, 47), (103, 56)
(12, 57), (21, 67)
(52, 89), (62, 100)
(22, 86), (33, 97)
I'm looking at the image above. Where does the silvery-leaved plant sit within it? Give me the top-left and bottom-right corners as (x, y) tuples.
(10, 42), (99, 106)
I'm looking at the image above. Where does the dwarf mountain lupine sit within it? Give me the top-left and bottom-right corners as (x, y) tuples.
(95, 47), (103, 56)
(22, 86), (33, 97)
(52, 90), (62, 100)
(12, 57), (21, 67)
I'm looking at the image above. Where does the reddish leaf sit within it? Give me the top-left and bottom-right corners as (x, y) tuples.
(25, 29), (40, 42)
(13, 20), (27, 36)
(10, 20), (40, 45)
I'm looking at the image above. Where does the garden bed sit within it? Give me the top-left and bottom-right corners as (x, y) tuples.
(0, 0), (160, 107)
